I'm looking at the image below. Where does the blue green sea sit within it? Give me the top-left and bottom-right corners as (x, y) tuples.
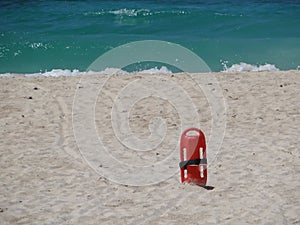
(1, 0), (300, 75)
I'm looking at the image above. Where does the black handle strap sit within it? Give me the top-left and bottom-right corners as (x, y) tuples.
(179, 158), (207, 169)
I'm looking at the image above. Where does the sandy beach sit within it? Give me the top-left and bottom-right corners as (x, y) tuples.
(0, 71), (299, 224)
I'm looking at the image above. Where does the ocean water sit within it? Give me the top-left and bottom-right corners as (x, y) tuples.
(0, 0), (300, 75)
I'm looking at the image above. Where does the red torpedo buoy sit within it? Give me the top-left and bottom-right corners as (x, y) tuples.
(179, 128), (207, 186)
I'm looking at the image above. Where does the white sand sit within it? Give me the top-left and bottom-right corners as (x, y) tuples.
(0, 71), (299, 224)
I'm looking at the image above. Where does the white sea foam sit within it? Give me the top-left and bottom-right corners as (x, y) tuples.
(84, 8), (188, 17)
(28, 42), (51, 49)
(222, 62), (279, 72)
(87, 66), (172, 75)
(109, 9), (151, 17)
(0, 73), (14, 78)
(136, 66), (172, 74)
(25, 69), (81, 77)
(0, 66), (173, 77)
(85, 8), (152, 17)
(0, 64), (284, 78)
(0, 69), (81, 78)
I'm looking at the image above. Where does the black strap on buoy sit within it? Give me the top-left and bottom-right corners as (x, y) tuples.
(179, 158), (207, 169)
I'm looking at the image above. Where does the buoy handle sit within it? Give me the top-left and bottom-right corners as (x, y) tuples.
(182, 127), (204, 137)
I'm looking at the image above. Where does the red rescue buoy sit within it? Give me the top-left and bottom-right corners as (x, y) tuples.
(179, 128), (207, 186)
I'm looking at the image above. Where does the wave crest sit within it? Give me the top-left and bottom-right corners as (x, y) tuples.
(0, 66), (173, 77)
(84, 8), (188, 17)
(222, 62), (279, 72)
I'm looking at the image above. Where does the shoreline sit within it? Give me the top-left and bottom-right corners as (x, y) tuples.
(0, 63), (299, 78)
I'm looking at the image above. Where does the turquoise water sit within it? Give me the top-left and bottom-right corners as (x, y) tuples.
(1, 0), (300, 74)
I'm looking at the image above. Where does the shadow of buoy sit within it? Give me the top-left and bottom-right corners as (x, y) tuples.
(202, 185), (214, 190)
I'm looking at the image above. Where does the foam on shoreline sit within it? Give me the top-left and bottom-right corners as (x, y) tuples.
(1, 63), (298, 78)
